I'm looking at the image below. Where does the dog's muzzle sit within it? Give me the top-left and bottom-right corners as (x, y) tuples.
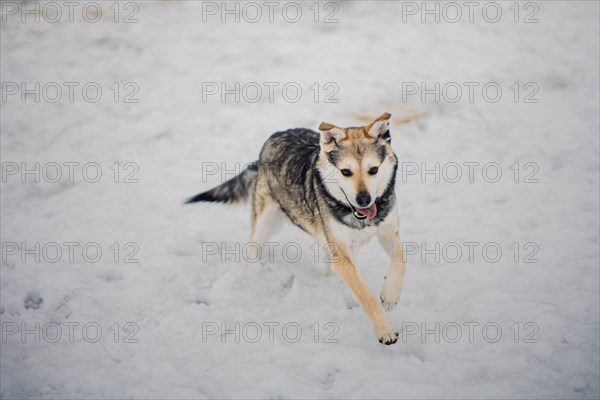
(340, 188), (370, 220)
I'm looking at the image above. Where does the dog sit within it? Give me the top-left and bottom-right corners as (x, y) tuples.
(186, 113), (406, 344)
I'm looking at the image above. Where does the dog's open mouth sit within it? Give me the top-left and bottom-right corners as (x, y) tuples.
(353, 203), (377, 220)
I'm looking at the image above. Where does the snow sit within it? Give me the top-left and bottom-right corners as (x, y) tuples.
(1, 1), (599, 398)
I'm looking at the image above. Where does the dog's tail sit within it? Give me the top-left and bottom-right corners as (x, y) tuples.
(185, 161), (258, 205)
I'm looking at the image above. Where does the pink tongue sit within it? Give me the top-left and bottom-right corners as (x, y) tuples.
(356, 203), (377, 219)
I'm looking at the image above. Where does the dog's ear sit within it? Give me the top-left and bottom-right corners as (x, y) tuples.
(366, 112), (391, 143)
(319, 122), (346, 148)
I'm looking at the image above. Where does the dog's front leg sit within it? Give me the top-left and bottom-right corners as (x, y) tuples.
(377, 226), (406, 312)
(329, 242), (398, 344)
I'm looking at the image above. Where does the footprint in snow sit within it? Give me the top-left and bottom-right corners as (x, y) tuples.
(24, 292), (43, 310)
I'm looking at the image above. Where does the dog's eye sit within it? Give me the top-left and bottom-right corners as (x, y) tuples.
(340, 169), (353, 177)
(368, 166), (379, 175)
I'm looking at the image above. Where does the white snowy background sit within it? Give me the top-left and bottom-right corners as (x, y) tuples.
(1, 1), (599, 398)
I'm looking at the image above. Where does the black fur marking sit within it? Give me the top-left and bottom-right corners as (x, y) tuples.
(376, 145), (386, 163)
(185, 191), (217, 204)
(326, 150), (340, 167)
(380, 130), (391, 144)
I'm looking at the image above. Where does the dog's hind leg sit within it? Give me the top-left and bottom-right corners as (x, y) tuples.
(248, 185), (283, 263)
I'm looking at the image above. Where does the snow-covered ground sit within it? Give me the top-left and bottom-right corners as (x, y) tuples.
(1, 1), (599, 398)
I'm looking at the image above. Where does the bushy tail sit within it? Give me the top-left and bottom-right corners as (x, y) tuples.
(185, 161), (258, 205)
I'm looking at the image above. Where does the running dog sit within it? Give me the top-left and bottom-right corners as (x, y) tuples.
(186, 113), (406, 344)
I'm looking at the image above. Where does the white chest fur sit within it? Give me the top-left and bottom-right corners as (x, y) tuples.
(328, 206), (399, 251)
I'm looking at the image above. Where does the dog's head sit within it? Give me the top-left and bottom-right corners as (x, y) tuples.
(317, 112), (398, 221)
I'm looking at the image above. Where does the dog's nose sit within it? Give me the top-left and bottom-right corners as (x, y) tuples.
(356, 192), (371, 208)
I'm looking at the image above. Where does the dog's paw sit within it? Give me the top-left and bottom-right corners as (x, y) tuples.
(374, 319), (399, 345)
(380, 277), (402, 312)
